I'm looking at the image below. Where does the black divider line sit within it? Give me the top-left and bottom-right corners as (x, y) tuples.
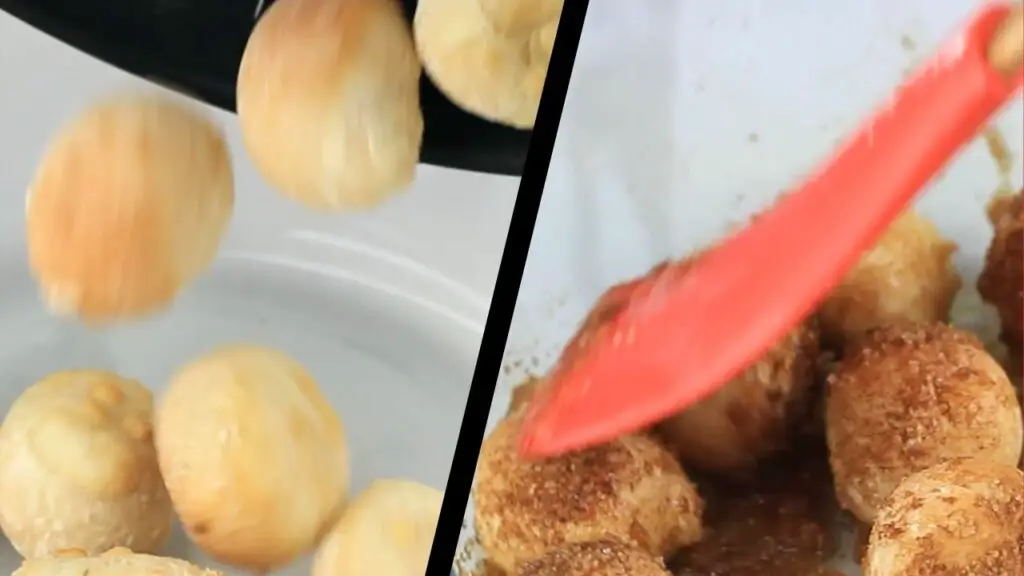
(424, 2), (592, 573)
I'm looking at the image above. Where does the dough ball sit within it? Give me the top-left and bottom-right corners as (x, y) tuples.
(0, 371), (173, 558)
(414, 0), (562, 128)
(155, 344), (349, 571)
(818, 211), (960, 349)
(864, 458), (1024, 575)
(519, 539), (672, 576)
(473, 412), (703, 573)
(657, 318), (820, 474)
(977, 190), (1023, 351)
(825, 322), (1022, 522)
(13, 547), (223, 576)
(313, 479), (441, 576)
(237, 0), (423, 211)
(26, 93), (234, 323)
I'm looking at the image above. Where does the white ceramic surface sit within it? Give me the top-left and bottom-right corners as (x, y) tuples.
(458, 0), (1024, 574)
(0, 11), (518, 576)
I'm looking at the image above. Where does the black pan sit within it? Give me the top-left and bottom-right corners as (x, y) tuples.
(0, 0), (531, 175)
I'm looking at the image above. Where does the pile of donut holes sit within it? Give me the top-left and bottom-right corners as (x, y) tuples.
(473, 193), (1024, 575)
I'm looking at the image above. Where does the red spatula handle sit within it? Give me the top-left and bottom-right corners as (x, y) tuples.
(519, 3), (1024, 458)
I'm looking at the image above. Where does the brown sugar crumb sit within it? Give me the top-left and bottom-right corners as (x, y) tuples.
(508, 376), (543, 415)
(519, 539), (670, 575)
(672, 440), (838, 575)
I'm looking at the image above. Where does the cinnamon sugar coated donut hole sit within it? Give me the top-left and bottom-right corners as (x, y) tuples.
(657, 318), (821, 474)
(12, 547), (223, 576)
(477, 0), (563, 36)
(0, 371), (173, 558)
(818, 211), (961, 349)
(863, 458), (1024, 576)
(825, 323), (1023, 523)
(26, 93), (234, 323)
(155, 344), (349, 571)
(519, 539), (672, 576)
(473, 412), (703, 573)
(977, 190), (1023, 352)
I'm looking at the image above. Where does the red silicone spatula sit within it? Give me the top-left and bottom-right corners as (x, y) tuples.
(519, 2), (1024, 459)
